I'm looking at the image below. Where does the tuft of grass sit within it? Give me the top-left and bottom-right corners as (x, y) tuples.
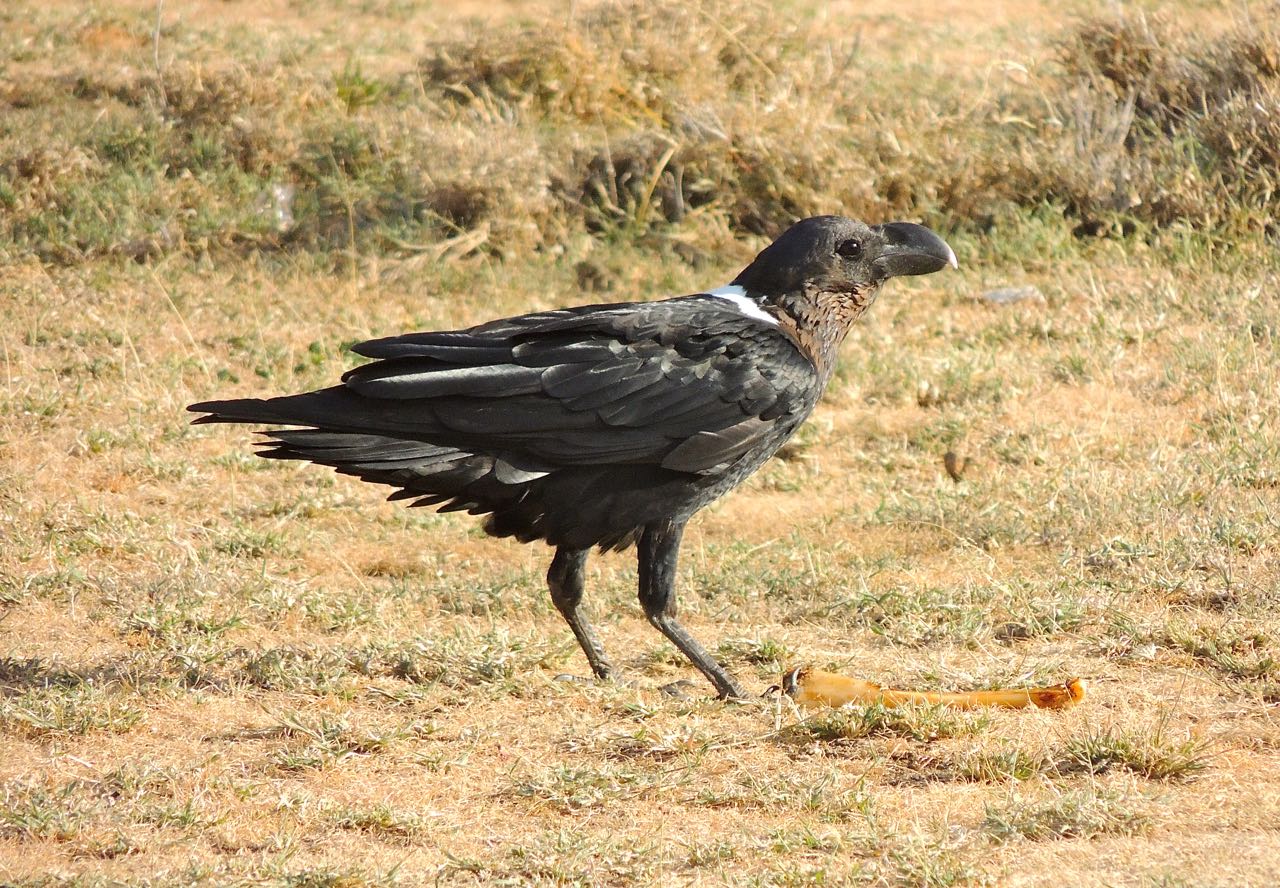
(1098, 614), (1278, 681)
(242, 648), (360, 695)
(716, 636), (794, 673)
(378, 629), (564, 690)
(133, 797), (220, 831)
(211, 523), (290, 558)
(122, 597), (244, 643)
(1064, 722), (1211, 780)
(266, 711), (427, 772)
(563, 725), (715, 762)
(0, 685), (143, 738)
(984, 786), (1151, 841)
(685, 839), (739, 868)
(695, 773), (876, 823)
(787, 701), (991, 744)
(278, 866), (402, 888)
(493, 830), (663, 885)
(957, 747), (1052, 783)
(885, 836), (983, 887)
(326, 802), (427, 841)
(505, 764), (662, 814)
(0, 781), (86, 841)
(1163, 621), (1277, 681)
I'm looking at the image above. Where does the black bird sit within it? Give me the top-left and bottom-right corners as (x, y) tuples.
(189, 216), (956, 698)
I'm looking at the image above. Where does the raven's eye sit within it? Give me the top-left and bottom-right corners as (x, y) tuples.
(835, 239), (863, 260)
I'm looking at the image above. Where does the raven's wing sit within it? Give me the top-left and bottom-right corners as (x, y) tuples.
(192, 296), (818, 476)
(337, 296), (817, 474)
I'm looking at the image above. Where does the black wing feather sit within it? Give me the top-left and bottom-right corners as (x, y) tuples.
(191, 296), (816, 476)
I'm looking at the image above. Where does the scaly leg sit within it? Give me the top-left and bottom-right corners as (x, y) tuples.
(548, 547), (614, 680)
(637, 520), (747, 700)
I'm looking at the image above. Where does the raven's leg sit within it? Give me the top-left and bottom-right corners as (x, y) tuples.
(548, 547), (614, 680)
(637, 520), (747, 700)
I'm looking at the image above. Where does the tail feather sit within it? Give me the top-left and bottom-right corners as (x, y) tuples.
(188, 388), (448, 440)
(188, 388), (353, 428)
(219, 423), (553, 536)
(188, 384), (650, 549)
(264, 429), (460, 469)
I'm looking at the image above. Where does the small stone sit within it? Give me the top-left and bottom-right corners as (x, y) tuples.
(659, 679), (697, 699)
(995, 622), (1032, 641)
(253, 183), (295, 234)
(575, 260), (616, 293)
(1132, 643), (1158, 661)
(981, 285), (1044, 305)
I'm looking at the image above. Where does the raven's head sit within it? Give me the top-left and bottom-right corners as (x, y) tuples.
(732, 215), (956, 299)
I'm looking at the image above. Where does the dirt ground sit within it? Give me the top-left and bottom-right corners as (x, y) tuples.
(2, 1), (1278, 885)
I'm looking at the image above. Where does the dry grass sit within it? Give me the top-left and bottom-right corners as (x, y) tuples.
(3, 0), (1280, 885)
(3, 1), (1278, 265)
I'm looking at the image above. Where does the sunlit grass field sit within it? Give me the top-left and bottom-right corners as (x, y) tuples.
(2, 1), (1278, 884)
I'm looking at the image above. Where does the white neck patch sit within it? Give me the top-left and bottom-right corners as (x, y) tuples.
(705, 284), (778, 327)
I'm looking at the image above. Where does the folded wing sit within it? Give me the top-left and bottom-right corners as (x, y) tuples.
(188, 297), (816, 546)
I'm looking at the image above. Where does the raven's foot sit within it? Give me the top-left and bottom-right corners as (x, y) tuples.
(643, 612), (748, 700)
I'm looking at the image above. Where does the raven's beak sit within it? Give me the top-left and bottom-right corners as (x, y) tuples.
(873, 222), (958, 277)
